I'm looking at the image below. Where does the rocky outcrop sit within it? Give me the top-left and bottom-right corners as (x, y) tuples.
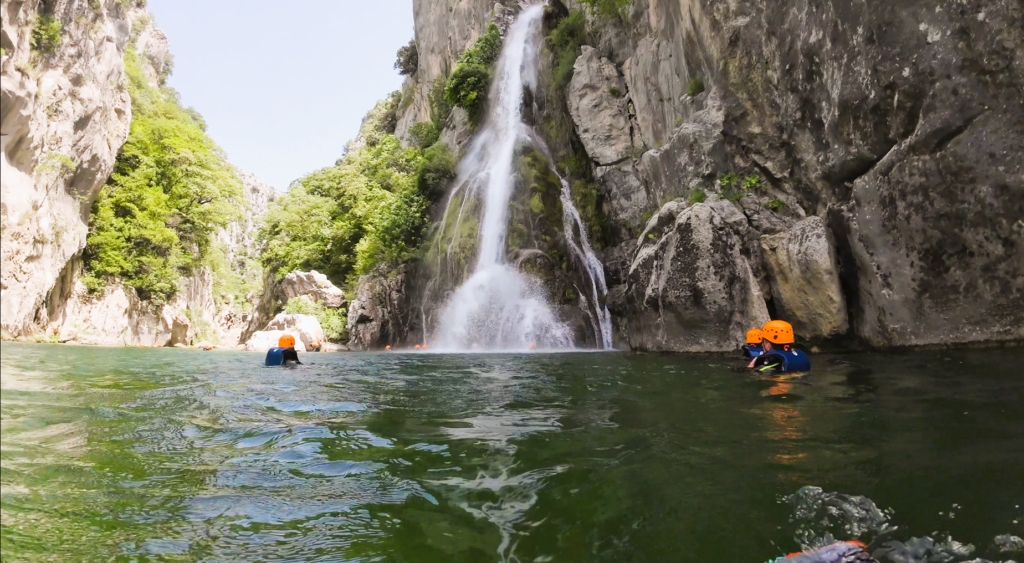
(346, 266), (410, 350)
(624, 200), (770, 351)
(50, 279), (188, 347)
(760, 217), (848, 340)
(280, 270), (346, 308)
(567, 46), (634, 165)
(215, 171), (274, 277)
(551, 0), (1023, 349)
(393, 0), (513, 147)
(263, 313), (324, 350)
(244, 330), (307, 353)
(0, 1), (164, 336)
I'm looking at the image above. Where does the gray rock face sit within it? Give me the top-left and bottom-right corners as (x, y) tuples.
(346, 266), (411, 350)
(0, 1), (162, 336)
(280, 270), (347, 309)
(578, 0), (1022, 349)
(393, 0), (510, 147)
(594, 162), (648, 242)
(567, 46), (634, 165)
(761, 217), (848, 340)
(624, 201), (770, 351)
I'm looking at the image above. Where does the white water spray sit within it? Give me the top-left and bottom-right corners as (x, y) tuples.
(431, 4), (612, 352)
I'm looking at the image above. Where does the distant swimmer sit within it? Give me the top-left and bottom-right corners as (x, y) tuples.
(742, 328), (765, 359)
(265, 335), (303, 366)
(748, 320), (810, 374)
(769, 541), (876, 562)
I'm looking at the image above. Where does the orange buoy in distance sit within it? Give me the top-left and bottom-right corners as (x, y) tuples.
(385, 345), (391, 351)
(422, 344), (428, 350)
(414, 344), (421, 349)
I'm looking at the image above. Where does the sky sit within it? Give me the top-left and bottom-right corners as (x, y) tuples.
(146, 0), (415, 191)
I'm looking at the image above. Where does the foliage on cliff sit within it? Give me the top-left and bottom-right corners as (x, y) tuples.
(260, 95), (455, 287)
(444, 22), (503, 124)
(82, 48), (242, 303)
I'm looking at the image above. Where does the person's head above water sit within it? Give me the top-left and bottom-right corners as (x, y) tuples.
(746, 328), (764, 345)
(278, 335), (296, 349)
(761, 320), (794, 347)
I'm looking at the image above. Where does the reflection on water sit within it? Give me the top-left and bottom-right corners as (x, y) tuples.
(1, 343), (1023, 562)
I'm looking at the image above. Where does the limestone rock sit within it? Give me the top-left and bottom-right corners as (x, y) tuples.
(346, 266), (410, 350)
(0, 1), (159, 336)
(280, 271), (347, 308)
(244, 330), (307, 353)
(836, 108), (1024, 347)
(263, 313), (324, 350)
(594, 163), (648, 244)
(393, 0), (510, 146)
(54, 280), (190, 347)
(760, 217), (848, 340)
(624, 201), (770, 352)
(567, 46), (633, 165)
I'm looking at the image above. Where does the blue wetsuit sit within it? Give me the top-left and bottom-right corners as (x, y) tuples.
(265, 347), (302, 366)
(742, 344), (765, 359)
(751, 347), (811, 373)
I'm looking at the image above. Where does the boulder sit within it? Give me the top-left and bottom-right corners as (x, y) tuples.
(567, 46), (634, 165)
(760, 217), (849, 340)
(280, 270), (347, 308)
(346, 266), (410, 350)
(624, 201), (770, 351)
(263, 313), (324, 350)
(243, 330), (307, 353)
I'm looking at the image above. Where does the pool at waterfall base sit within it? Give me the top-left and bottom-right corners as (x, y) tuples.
(1, 342), (1023, 561)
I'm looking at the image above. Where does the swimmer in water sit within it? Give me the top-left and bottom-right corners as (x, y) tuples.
(747, 320), (810, 374)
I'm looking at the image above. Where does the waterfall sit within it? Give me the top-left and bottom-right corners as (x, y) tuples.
(430, 3), (613, 352)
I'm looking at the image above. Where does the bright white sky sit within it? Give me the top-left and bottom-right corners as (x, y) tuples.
(147, 0), (415, 191)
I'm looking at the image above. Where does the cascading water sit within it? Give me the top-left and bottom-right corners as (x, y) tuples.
(430, 3), (613, 352)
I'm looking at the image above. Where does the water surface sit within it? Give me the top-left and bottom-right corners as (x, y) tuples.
(2, 343), (1022, 561)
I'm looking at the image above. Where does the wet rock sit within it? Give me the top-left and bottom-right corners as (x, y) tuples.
(280, 270), (347, 308)
(264, 313), (324, 350)
(346, 266), (410, 350)
(760, 217), (849, 340)
(624, 201), (770, 351)
(567, 46), (634, 165)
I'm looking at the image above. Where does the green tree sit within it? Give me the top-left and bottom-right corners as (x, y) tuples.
(82, 48), (241, 302)
(444, 23), (503, 124)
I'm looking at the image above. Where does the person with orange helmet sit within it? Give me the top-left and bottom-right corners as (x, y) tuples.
(742, 328), (766, 359)
(747, 320), (810, 373)
(265, 334), (303, 366)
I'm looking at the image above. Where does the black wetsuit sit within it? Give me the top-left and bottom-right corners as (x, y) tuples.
(282, 348), (302, 365)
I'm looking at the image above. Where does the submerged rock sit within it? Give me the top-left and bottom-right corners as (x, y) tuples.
(760, 217), (848, 340)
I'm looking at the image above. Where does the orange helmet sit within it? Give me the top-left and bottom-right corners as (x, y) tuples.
(746, 328), (764, 344)
(278, 334), (296, 348)
(761, 320), (794, 344)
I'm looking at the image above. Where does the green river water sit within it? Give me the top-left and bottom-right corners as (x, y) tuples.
(1, 342), (1022, 562)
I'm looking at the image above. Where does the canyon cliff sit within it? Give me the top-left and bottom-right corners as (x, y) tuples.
(389, 0), (1022, 351)
(1, 0), (272, 347)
